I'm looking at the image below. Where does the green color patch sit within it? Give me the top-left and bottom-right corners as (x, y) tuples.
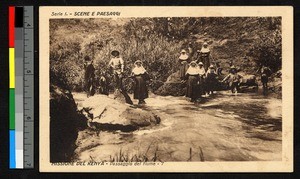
(9, 88), (15, 130)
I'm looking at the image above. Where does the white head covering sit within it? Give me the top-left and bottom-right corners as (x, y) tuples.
(189, 61), (197, 66)
(206, 67), (216, 75)
(179, 50), (189, 60)
(200, 42), (210, 53)
(186, 61), (202, 75)
(132, 60), (146, 75)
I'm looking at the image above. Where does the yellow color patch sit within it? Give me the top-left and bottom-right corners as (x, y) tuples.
(9, 48), (15, 88)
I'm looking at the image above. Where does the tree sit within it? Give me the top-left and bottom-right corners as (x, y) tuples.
(247, 18), (282, 72)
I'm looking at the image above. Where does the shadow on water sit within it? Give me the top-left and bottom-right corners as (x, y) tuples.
(192, 93), (282, 131)
(89, 122), (138, 132)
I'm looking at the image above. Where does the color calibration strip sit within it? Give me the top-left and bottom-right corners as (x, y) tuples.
(9, 6), (34, 169)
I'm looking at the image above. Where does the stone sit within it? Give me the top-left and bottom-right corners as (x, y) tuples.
(50, 84), (87, 162)
(74, 93), (161, 132)
(155, 71), (186, 96)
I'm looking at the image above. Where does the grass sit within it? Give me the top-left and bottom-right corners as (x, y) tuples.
(108, 144), (160, 162)
(96, 145), (206, 162)
(187, 146), (205, 162)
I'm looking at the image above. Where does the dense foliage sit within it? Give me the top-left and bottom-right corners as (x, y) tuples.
(50, 17), (281, 92)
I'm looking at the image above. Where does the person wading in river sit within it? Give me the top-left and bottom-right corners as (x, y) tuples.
(198, 62), (206, 96)
(131, 60), (150, 105)
(185, 61), (202, 102)
(178, 49), (190, 82)
(222, 65), (243, 94)
(108, 50), (124, 90)
(260, 65), (272, 95)
(206, 65), (218, 95)
(199, 42), (211, 71)
(84, 56), (95, 97)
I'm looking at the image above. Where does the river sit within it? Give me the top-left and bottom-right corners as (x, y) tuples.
(74, 91), (282, 162)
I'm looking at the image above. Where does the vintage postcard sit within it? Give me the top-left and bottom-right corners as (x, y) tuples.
(39, 6), (293, 172)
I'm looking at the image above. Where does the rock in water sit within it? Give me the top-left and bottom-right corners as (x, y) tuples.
(165, 71), (182, 83)
(122, 108), (161, 127)
(50, 84), (87, 162)
(155, 71), (186, 96)
(74, 94), (160, 132)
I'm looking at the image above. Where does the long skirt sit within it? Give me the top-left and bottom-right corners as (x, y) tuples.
(206, 74), (217, 93)
(198, 76), (205, 95)
(179, 63), (189, 80)
(186, 75), (200, 100)
(133, 75), (148, 100)
(201, 55), (210, 71)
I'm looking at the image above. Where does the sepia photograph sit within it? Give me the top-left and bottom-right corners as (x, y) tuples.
(39, 6), (293, 172)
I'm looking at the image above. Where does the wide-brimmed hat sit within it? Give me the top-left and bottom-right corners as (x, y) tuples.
(180, 49), (187, 53)
(111, 50), (120, 56)
(203, 42), (208, 46)
(209, 65), (215, 69)
(198, 62), (204, 65)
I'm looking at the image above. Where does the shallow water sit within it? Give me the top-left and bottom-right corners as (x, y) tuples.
(74, 91), (282, 162)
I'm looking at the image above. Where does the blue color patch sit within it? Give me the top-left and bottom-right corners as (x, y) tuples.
(9, 130), (16, 168)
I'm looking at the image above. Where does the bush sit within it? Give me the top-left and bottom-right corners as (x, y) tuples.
(50, 17), (282, 92)
(50, 18), (183, 92)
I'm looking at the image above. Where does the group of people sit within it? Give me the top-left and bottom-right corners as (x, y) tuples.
(84, 50), (150, 105)
(179, 42), (273, 102)
(84, 42), (273, 105)
(179, 42), (225, 102)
